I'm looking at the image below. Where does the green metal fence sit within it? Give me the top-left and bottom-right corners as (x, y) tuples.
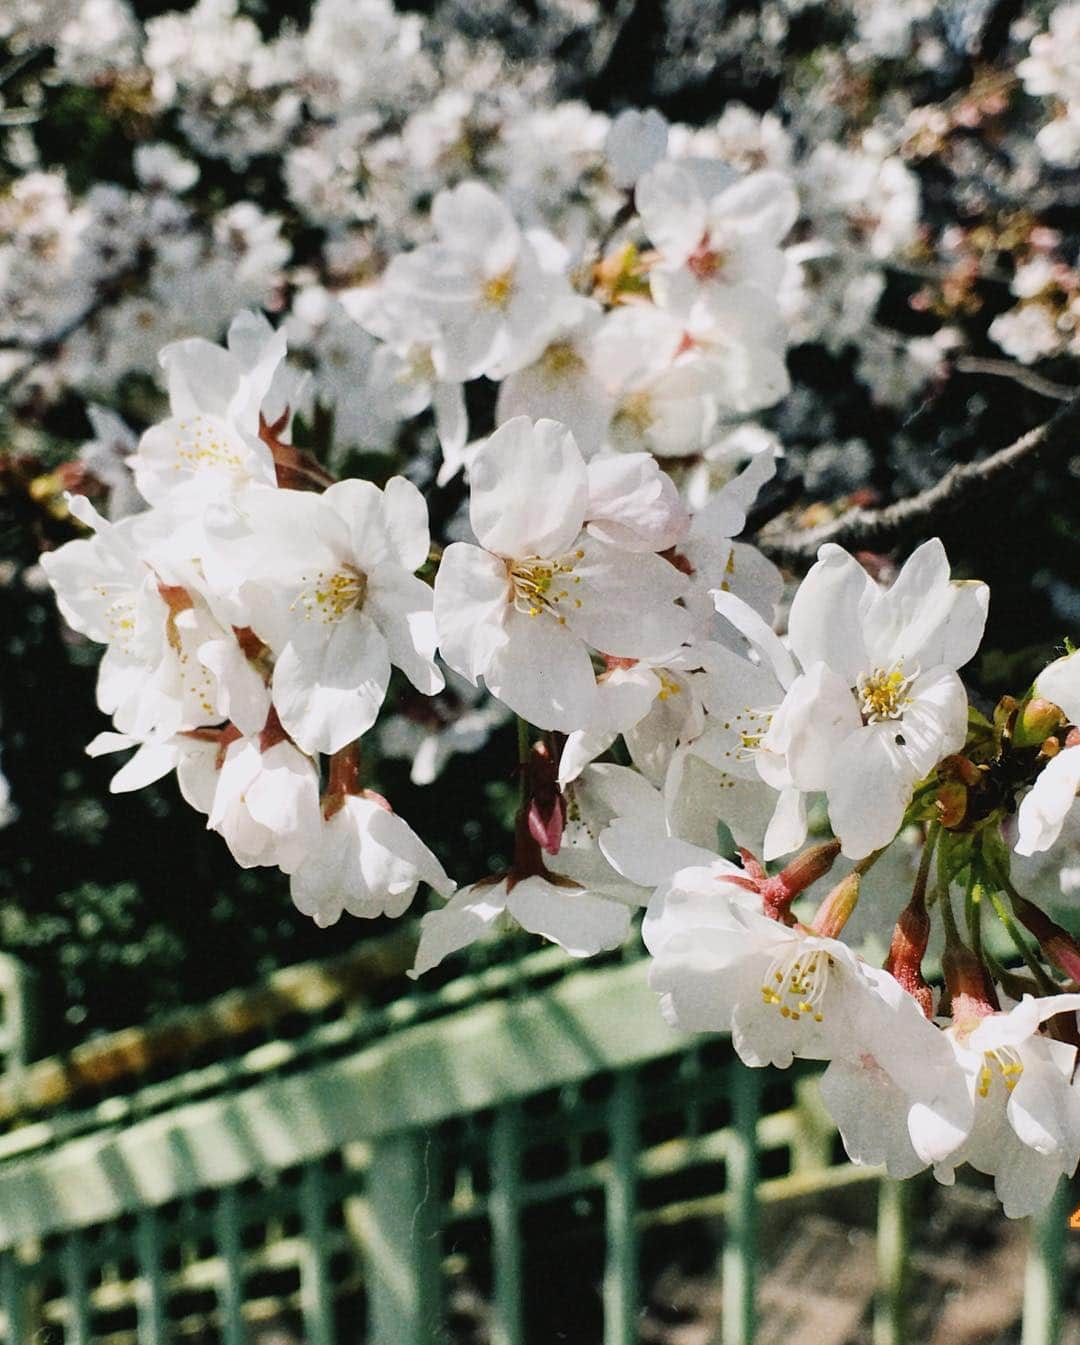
(0, 940), (1070, 1344)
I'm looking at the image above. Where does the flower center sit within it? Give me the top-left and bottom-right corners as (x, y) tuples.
(614, 390), (655, 435)
(172, 416), (247, 475)
(687, 234), (728, 282)
(541, 340), (585, 379)
(760, 945), (831, 1022)
(656, 672), (682, 702)
(292, 566), (368, 624)
(856, 660), (918, 723)
(508, 550), (585, 623)
(481, 268), (515, 310)
(977, 1046), (1024, 1099)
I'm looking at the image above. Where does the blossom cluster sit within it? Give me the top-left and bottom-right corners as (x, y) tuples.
(12, 0), (1080, 1218)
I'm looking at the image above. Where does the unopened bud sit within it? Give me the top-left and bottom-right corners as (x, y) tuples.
(809, 871), (860, 941)
(885, 891), (933, 1019)
(1041, 736), (1061, 760)
(1013, 698), (1066, 749)
(1010, 891), (1080, 983)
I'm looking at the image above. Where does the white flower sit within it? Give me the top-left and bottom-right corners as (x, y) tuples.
(290, 794), (454, 927)
(646, 876), (932, 1075)
(433, 418), (691, 732)
(771, 540), (988, 859)
(134, 312), (286, 508)
(937, 994), (1080, 1218)
(366, 181), (574, 383)
(212, 476), (441, 754)
(207, 731), (323, 874)
(636, 162), (798, 317)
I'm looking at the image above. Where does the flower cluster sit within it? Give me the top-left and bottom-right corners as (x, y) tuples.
(14, 0), (1080, 1219)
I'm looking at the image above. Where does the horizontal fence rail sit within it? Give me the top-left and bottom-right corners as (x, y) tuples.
(0, 941), (1071, 1344)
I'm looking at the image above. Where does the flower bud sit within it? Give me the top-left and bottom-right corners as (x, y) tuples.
(1010, 891), (1080, 983)
(809, 871), (860, 941)
(1013, 698), (1066, 749)
(885, 890), (934, 1019)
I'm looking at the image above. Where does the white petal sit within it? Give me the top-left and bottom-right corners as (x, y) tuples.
(827, 724), (917, 859)
(468, 417), (587, 558)
(483, 608), (598, 731)
(367, 565), (443, 695)
(432, 542), (511, 684)
(507, 877), (632, 956)
(409, 882), (509, 977)
(566, 539), (691, 660)
(1016, 747), (1080, 857)
(787, 544), (873, 684)
(273, 613), (391, 754)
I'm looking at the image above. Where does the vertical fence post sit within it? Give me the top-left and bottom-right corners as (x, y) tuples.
(0, 1253), (25, 1345)
(299, 1163), (336, 1345)
(722, 1063), (761, 1345)
(60, 1232), (91, 1345)
(604, 1071), (639, 1345)
(874, 1178), (911, 1345)
(366, 1131), (443, 1345)
(490, 1104), (525, 1345)
(134, 1210), (167, 1345)
(1021, 1177), (1069, 1345)
(214, 1186), (245, 1345)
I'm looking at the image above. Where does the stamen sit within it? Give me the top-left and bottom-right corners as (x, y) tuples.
(291, 566), (368, 624)
(760, 945), (831, 1023)
(977, 1046), (1025, 1099)
(856, 660), (919, 724)
(508, 549), (585, 622)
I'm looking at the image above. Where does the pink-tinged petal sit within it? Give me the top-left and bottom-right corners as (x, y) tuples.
(566, 539), (691, 660)
(468, 417), (587, 558)
(506, 877), (633, 956)
(367, 565), (443, 696)
(483, 608), (598, 731)
(827, 724), (917, 860)
(409, 882), (509, 977)
(273, 612), (391, 755)
(432, 542), (511, 684)
(787, 544), (873, 684)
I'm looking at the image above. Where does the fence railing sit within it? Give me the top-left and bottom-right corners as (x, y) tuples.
(0, 939), (1071, 1344)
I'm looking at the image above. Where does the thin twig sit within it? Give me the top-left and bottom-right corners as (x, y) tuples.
(756, 392), (1080, 567)
(954, 355), (1076, 402)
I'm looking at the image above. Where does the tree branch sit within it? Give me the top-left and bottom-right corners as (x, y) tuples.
(756, 393), (1080, 568)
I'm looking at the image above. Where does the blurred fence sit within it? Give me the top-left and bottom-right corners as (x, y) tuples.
(0, 941), (1069, 1344)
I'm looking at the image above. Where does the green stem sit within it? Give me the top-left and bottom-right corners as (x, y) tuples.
(516, 716), (531, 768)
(936, 837), (961, 946)
(984, 885), (1058, 993)
(965, 867), (983, 969)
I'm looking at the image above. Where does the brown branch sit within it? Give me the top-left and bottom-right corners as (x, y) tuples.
(756, 393), (1080, 568)
(953, 356), (1076, 403)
